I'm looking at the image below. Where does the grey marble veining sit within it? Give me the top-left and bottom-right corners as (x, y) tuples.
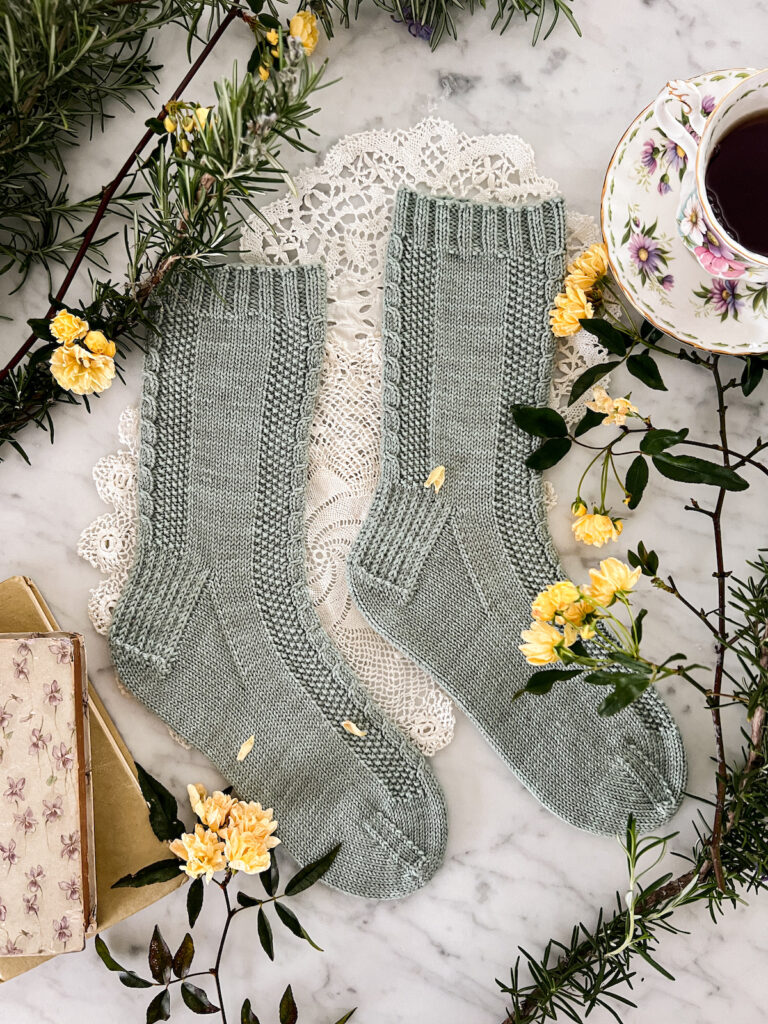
(2, 2), (768, 1021)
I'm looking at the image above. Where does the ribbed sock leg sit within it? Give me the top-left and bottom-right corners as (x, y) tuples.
(110, 264), (447, 899)
(348, 190), (686, 835)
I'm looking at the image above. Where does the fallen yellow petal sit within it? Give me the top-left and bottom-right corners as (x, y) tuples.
(342, 720), (367, 738)
(237, 735), (255, 761)
(424, 465), (446, 494)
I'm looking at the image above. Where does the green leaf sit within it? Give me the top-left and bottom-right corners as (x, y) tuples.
(275, 901), (323, 951)
(261, 856), (279, 898)
(172, 933), (194, 979)
(652, 453), (749, 491)
(633, 607), (648, 645)
(135, 763), (185, 841)
(628, 542), (659, 577)
(578, 318), (630, 356)
(279, 985), (298, 1024)
(741, 357), (764, 396)
(568, 361), (621, 405)
(144, 117), (167, 135)
(95, 934), (126, 973)
(598, 675), (655, 716)
(257, 906), (274, 961)
(511, 404), (568, 438)
(585, 668), (651, 687)
(524, 668), (582, 695)
(285, 845), (341, 896)
(113, 859), (181, 889)
(525, 437), (572, 471)
(181, 982), (220, 1014)
(640, 319), (663, 344)
(119, 971), (154, 989)
(237, 891), (261, 909)
(147, 989), (171, 1024)
(624, 455), (649, 510)
(627, 351), (667, 391)
(242, 999), (261, 1024)
(187, 876), (204, 928)
(26, 317), (53, 341)
(639, 428), (689, 455)
(148, 925), (172, 985)
(331, 1012), (357, 1024)
(573, 407), (605, 437)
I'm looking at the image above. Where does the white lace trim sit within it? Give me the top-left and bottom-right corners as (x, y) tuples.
(79, 118), (605, 757)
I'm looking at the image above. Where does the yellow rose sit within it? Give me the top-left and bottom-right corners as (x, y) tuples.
(519, 621), (566, 666)
(223, 827), (272, 874)
(50, 309), (89, 344)
(289, 10), (319, 54)
(586, 557), (641, 606)
(531, 580), (580, 623)
(559, 598), (594, 627)
(549, 282), (594, 338)
(585, 386), (614, 415)
(266, 28), (279, 45)
(82, 329), (116, 358)
(566, 243), (609, 290)
(604, 396), (639, 426)
(258, 65), (269, 81)
(194, 106), (210, 130)
(187, 786), (237, 832)
(169, 824), (226, 882)
(50, 343), (115, 396)
(571, 512), (623, 548)
(572, 500), (587, 517)
(164, 114), (177, 133)
(227, 800), (279, 845)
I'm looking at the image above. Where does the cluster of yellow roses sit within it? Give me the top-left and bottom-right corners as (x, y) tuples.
(550, 242), (609, 338)
(519, 557), (641, 666)
(169, 785), (280, 882)
(585, 385), (639, 427)
(258, 11), (318, 80)
(48, 309), (116, 396)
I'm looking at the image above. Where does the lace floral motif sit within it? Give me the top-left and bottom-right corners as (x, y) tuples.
(79, 118), (607, 757)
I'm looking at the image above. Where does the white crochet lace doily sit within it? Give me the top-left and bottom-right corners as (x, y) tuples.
(78, 117), (606, 757)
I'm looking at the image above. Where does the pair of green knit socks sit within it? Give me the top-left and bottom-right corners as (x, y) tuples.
(110, 189), (686, 900)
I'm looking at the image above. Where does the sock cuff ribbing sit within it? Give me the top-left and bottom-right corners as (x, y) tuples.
(154, 263), (326, 323)
(390, 187), (566, 261)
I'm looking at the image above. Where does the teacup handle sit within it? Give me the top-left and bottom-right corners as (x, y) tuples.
(653, 78), (710, 168)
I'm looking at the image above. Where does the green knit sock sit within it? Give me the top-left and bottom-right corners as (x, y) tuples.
(110, 264), (447, 899)
(347, 189), (686, 835)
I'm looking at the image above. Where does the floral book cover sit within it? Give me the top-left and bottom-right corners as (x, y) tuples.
(0, 632), (97, 956)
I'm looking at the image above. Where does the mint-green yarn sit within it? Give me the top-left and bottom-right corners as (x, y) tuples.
(348, 188), (687, 835)
(109, 264), (447, 900)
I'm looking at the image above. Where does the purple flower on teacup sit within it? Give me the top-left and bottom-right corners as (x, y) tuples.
(701, 94), (716, 115)
(679, 195), (706, 247)
(629, 233), (664, 275)
(663, 136), (687, 171)
(710, 278), (741, 317)
(640, 138), (658, 173)
(660, 274), (675, 291)
(657, 174), (672, 196)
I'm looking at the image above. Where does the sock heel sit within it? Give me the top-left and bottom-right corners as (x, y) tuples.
(110, 544), (209, 673)
(349, 482), (450, 601)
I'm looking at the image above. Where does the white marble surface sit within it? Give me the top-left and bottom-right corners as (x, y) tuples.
(2, 2), (768, 1021)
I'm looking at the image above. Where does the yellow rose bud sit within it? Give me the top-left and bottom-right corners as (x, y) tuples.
(289, 10), (319, 54)
(194, 106), (210, 129)
(82, 330), (116, 358)
(164, 114), (177, 133)
(50, 309), (89, 345)
(179, 137), (190, 154)
(266, 28), (279, 44)
(258, 65), (269, 81)
(181, 115), (194, 132)
(572, 500), (587, 517)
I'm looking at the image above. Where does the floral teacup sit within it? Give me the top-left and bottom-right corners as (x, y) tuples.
(654, 68), (768, 284)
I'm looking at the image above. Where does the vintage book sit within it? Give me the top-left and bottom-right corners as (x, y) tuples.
(0, 631), (97, 956)
(0, 577), (184, 982)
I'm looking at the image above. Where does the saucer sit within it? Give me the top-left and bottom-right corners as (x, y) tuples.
(602, 68), (768, 355)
